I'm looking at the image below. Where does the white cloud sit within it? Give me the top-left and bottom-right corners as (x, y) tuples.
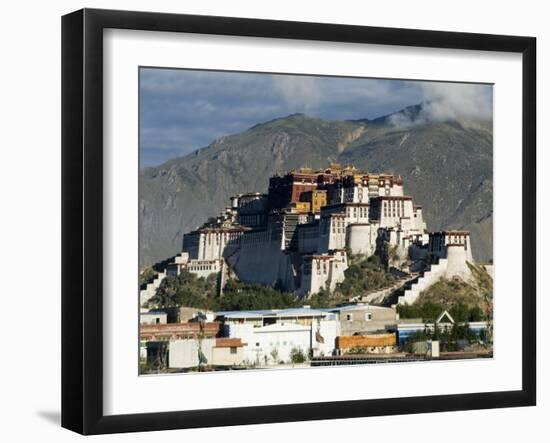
(388, 82), (492, 127)
(420, 82), (493, 121)
(271, 75), (322, 110)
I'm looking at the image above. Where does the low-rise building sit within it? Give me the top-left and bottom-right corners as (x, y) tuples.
(184, 308), (216, 323)
(167, 336), (247, 369)
(336, 333), (397, 354)
(216, 307), (340, 364)
(140, 322), (221, 341)
(169, 338), (216, 369)
(140, 310), (168, 325)
(330, 303), (397, 335)
(212, 338), (246, 366)
(152, 307), (215, 323)
(230, 322), (312, 365)
(140, 322), (224, 370)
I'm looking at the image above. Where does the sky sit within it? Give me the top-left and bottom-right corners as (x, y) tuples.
(140, 68), (493, 168)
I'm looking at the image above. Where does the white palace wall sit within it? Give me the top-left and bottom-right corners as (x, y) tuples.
(398, 243), (474, 305)
(233, 232), (294, 290)
(445, 245), (472, 280)
(347, 224), (378, 256)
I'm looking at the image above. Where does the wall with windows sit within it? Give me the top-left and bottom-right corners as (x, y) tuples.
(335, 306), (398, 335)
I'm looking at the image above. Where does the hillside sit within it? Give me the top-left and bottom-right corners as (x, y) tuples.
(397, 263), (494, 321)
(139, 108), (493, 267)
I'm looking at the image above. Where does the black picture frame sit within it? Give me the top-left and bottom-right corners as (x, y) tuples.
(61, 8), (536, 435)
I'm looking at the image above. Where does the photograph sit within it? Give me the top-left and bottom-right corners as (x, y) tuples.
(0, 0), (544, 440)
(138, 68), (494, 374)
(59, 9), (537, 433)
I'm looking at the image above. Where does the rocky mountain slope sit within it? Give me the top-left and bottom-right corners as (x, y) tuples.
(139, 107), (493, 267)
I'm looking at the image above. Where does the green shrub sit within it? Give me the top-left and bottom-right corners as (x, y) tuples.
(219, 280), (299, 311)
(148, 271), (300, 312)
(397, 301), (444, 322)
(289, 347), (307, 364)
(401, 323), (480, 353)
(148, 271), (218, 309)
(334, 254), (396, 298)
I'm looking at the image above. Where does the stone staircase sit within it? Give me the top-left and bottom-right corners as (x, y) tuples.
(358, 282), (405, 305)
(139, 270), (167, 307)
(350, 268), (416, 305)
(396, 258), (448, 305)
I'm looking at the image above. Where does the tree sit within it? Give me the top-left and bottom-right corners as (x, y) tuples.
(147, 341), (169, 372)
(450, 303), (470, 322)
(397, 301), (444, 322)
(308, 286), (332, 308)
(147, 279), (177, 308)
(219, 280), (299, 311)
(270, 348), (279, 364)
(289, 347), (307, 364)
(468, 306), (484, 322)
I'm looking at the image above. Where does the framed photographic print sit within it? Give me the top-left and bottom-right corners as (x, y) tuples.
(61, 8), (536, 435)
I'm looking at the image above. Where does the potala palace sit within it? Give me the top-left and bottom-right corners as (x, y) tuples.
(141, 163), (479, 307)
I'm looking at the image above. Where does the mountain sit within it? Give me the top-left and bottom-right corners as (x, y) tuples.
(139, 108), (493, 268)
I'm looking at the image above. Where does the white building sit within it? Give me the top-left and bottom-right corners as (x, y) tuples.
(170, 165), (479, 299)
(217, 307), (340, 364)
(230, 322), (312, 364)
(140, 310), (168, 325)
(429, 231), (474, 263)
(168, 337), (246, 369)
(165, 250), (226, 283)
(299, 250), (348, 295)
(347, 223), (379, 256)
(182, 226), (247, 261)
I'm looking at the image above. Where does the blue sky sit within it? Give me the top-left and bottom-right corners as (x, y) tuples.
(140, 68), (492, 168)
